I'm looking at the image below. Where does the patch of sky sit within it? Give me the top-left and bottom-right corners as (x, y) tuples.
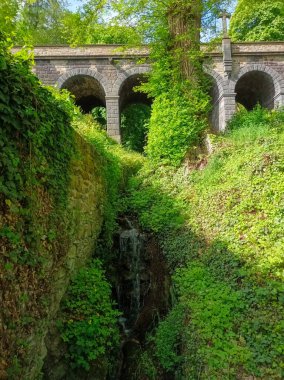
(67, 0), (88, 11)
(201, 0), (237, 41)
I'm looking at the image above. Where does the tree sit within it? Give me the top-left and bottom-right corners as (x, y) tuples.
(4, 0), (141, 46)
(15, 0), (69, 45)
(0, 0), (19, 37)
(111, 0), (230, 164)
(230, 0), (284, 41)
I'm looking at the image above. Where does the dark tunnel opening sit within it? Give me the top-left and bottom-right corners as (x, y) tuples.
(62, 74), (106, 114)
(119, 74), (152, 111)
(235, 71), (275, 111)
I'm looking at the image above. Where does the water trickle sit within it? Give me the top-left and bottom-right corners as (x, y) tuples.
(114, 217), (170, 380)
(118, 220), (145, 329)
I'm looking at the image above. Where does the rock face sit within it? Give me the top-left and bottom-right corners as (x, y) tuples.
(48, 133), (108, 357)
(1, 132), (108, 380)
(35, 133), (107, 377)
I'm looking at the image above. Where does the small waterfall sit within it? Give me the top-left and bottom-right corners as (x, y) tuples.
(118, 220), (145, 329)
(114, 217), (170, 380)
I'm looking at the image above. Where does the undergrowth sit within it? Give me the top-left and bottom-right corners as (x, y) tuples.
(0, 36), (142, 377)
(73, 114), (144, 247)
(58, 260), (120, 371)
(125, 107), (284, 379)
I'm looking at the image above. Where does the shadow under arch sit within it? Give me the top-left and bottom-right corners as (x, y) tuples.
(118, 73), (152, 111)
(57, 69), (107, 113)
(229, 64), (284, 111)
(118, 73), (152, 152)
(235, 71), (275, 110)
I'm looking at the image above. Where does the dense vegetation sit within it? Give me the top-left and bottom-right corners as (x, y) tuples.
(125, 107), (284, 378)
(0, 37), (76, 377)
(230, 0), (284, 41)
(0, 37), (75, 267)
(1, 0), (284, 378)
(0, 0), (141, 45)
(0, 38), (141, 377)
(121, 104), (151, 152)
(59, 260), (120, 371)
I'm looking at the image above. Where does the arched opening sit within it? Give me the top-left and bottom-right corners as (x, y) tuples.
(62, 74), (106, 125)
(119, 74), (152, 152)
(235, 71), (275, 110)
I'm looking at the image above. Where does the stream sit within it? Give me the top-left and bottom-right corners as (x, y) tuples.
(113, 217), (170, 380)
(43, 216), (170, 380)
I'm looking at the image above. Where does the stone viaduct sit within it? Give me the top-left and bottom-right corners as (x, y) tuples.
(13, 40), (284, 142)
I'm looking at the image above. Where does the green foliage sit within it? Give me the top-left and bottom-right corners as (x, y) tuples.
(0, 37), (75, 265)
(126, 108), (284, 378)
(0, 0), (19, 37)
(127, 165), (185, 232)
(121, 103), (151, 153)
(14, 0), (69, 45)
(135, 350), (158, 379)
(59, 260), (120, 370)
(155, 304), (184, 371)
(73, 114), (144, 246)
(146, 89), (209, 165)
(171, 263), (251, 379)
(91, 106), (107, 128)
(65, 23), (142, 46)
(112, 0), (216, 165)
(3, 0), (142, 46)
(230, 0), (284, 41)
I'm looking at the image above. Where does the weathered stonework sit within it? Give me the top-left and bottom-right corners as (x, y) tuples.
(12, 42), (284, 138)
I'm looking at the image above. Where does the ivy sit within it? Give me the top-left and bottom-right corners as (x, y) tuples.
(58, 260), (120, 370)
(0, 35), (75, 266)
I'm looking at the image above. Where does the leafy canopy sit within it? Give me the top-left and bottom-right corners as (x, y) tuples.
(230, 0), (284, 41)
(0, 0), (141, 45)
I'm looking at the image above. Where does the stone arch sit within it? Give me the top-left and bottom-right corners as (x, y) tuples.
(111, 65), (151, 97)
(230, 64), (282, 110)
(111, 65), (151, 149)
(204, 66), (228, 96)
(56, 68), (109, 113)
(57, 68), (109, 93)
(119, 74), (151, 111)
(204, 67), (232, 131)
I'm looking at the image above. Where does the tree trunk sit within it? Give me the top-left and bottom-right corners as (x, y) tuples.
(167, 0), (202, 81)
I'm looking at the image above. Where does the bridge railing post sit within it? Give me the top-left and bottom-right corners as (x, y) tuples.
(106, 96), (121, 143)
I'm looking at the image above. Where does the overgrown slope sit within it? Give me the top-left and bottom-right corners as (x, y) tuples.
(0, 40), (142, 379)
(126, 107), (284, 379)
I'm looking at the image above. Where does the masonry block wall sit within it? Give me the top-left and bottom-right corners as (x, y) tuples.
(12, 42), (284, 139)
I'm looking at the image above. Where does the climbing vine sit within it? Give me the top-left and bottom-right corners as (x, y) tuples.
(0, 34), (75, 266)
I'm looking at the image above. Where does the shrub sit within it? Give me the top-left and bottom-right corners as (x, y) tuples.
(59, 260), (120, 370)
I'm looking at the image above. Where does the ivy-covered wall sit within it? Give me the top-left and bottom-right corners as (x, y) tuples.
(0, 39), (137, 379)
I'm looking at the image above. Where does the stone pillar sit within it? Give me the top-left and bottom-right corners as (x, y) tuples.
(217, 92), (236, 131)
(106, 96), (121, 143)
(222, 38), (232, 76)
(274, 92), (284, 108)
